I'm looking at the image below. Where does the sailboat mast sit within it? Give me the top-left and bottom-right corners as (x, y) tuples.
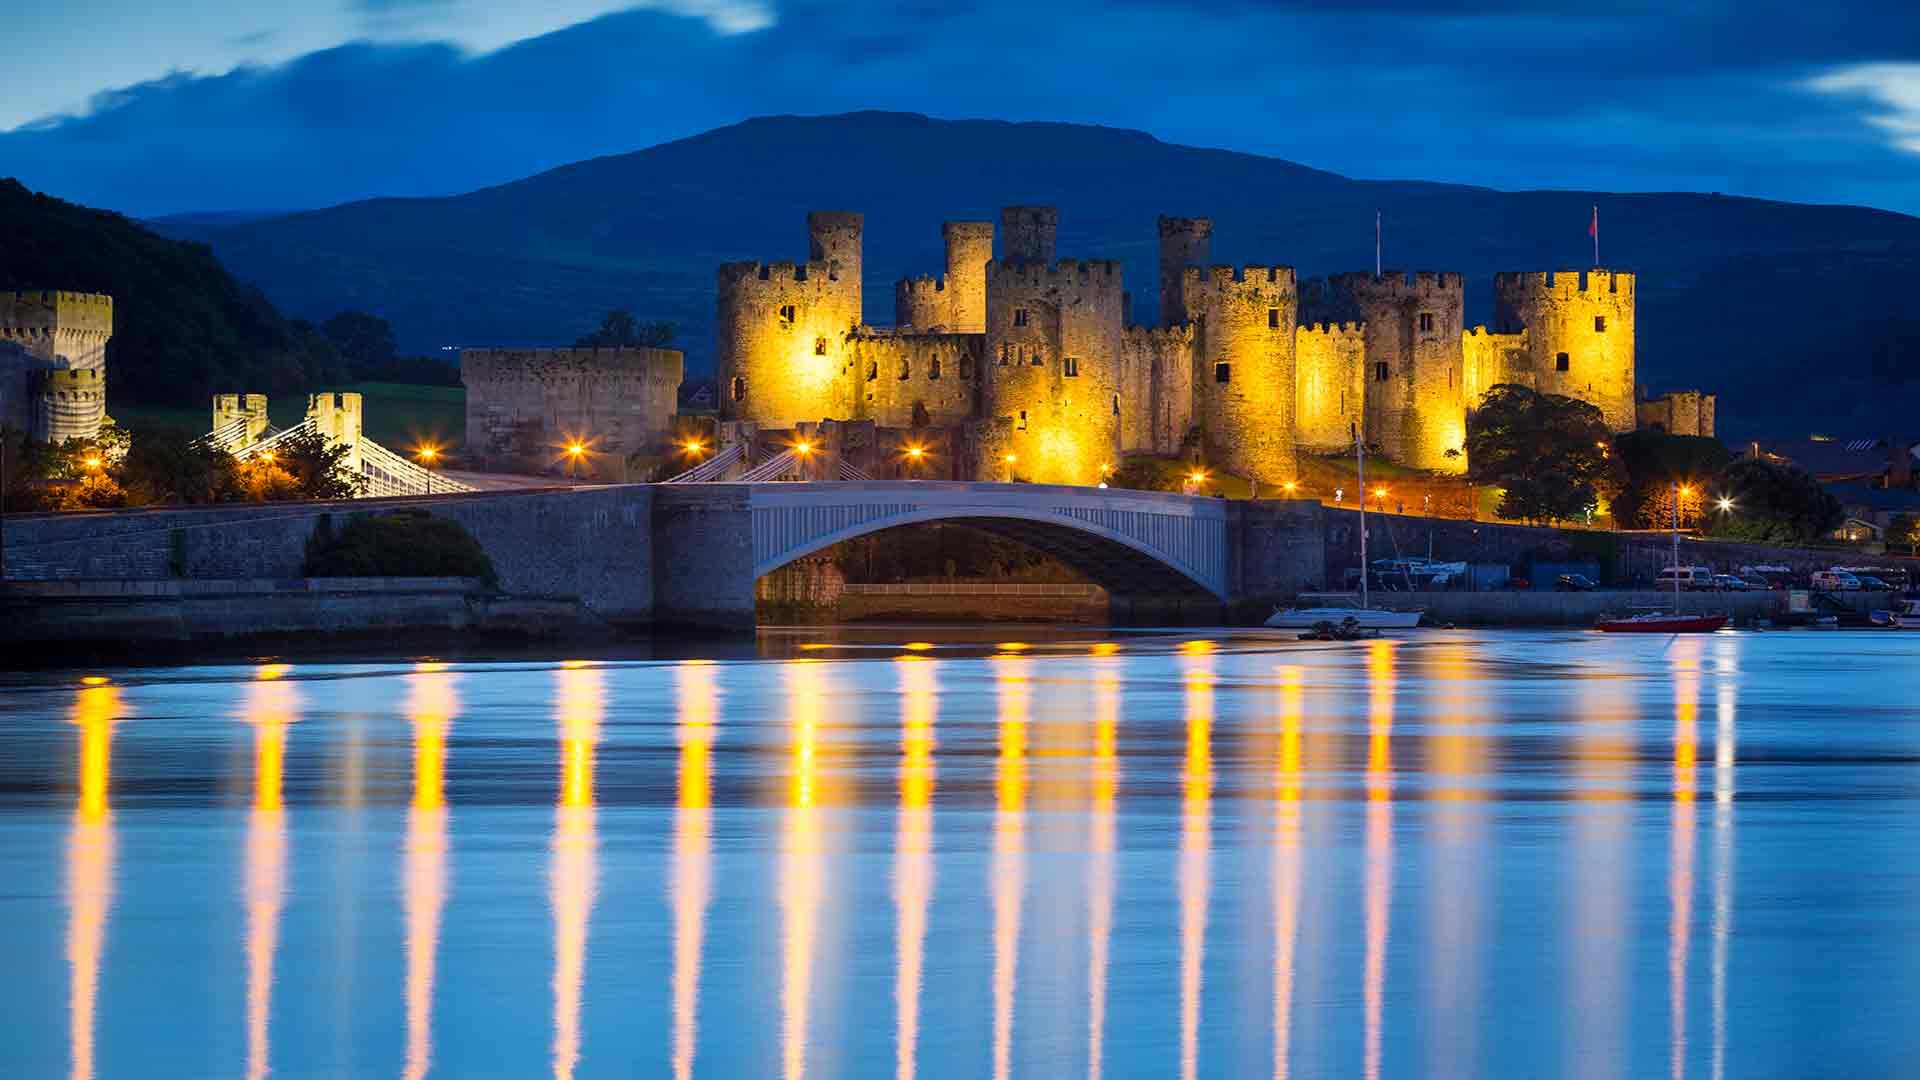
(1356, 422), (1368, 611)
(1671, 480), (1681, 614)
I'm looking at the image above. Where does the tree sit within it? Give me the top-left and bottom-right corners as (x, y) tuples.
(1464, 384), (1620, 524)
(1704, 458), (1844, 544)
(1888, 513), (1920, 556)
(267, 427), (364, 500)
(574, 309), (676, 348)
(1609, 430), (1733, 528)
(117, 428), (238, 504)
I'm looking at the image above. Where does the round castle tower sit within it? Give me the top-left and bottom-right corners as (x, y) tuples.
(980, 258), (1124, 485)
(717, 212), (864, 428)
(1183, 266), (1299, 485)
(942, 220), (994, 332)
(1157, 217), (1212, 327)
(1493, 269), (1636, 433)
(1330, 271), (1467, 472)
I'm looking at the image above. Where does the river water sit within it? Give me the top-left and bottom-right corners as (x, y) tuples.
(3, 628), (1918, 1078)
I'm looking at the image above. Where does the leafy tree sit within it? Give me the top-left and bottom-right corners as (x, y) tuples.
(304, 510), (497, 584)
(234, 458), (304, 501)
(574, 309), (676, 348)
(1109, 457), (1187, 493)
(1704, 458), (1844, 544)
(1609, 430), (1733, 528)
(267, 427), (364, 500)
(1464, 384), (1620, 524)
(59, 472), (128, 510)
(116, 428), (238, 504)
(1885, 512), (1920, 554)
(320, 311), (398, 373)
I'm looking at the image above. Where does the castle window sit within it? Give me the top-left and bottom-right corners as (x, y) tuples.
(1113, 394), (1121, 416)
(1268, 308), (1281, 329)
(999, 344), (1013, 366)
(899, 359), (911, 380)
(867, 361), (879, 381)
(1014, 308), (1030, 328)
(779, 305), (796, 325)
(1419, 311), (1435, 333)
(1556, 351), (1570, 372)
(815, 337), (828, 356)
(1215, 361), (1231, 384)
(929, 357), (942, 380)
(1374, 361), (1389, 382)
(1063, 357), (1080, 377)
(731, 376), (746, 401)
(1018, 410), (1028, 431)
(1594, 315), (1607, 332)
(960, 355), (975, 380)
(1030, 351), (1043, 367)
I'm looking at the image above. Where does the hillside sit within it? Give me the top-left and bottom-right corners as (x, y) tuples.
(143, 111), (1920, 438)
(0, 179), (350, 411)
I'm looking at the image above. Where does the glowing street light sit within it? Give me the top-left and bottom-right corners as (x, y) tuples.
(1716, 496), (1735, 512)
(681, 438), (706, 456)
(904, 445), (925, 460)
(564, 441), (587, 481)
(1282, 480), (1298, 494)
(1002, 452), (1017, 483)
(793, 440), (814, 457)
(259, 451), (276, 465)
(83, 456), (102, 471)
(415, 446), (441, 495)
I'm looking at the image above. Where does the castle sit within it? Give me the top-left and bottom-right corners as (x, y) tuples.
(460, 346), (683, 472)
(717, 208), (1713, 485)
(0, 290), (112, 444)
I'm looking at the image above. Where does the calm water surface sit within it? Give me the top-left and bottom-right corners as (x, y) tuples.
(4, 628), (1920, 1078)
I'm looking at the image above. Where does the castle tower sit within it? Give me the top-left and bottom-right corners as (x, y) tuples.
(942, 220), (994, 332)
(1182, 266), (1299, 485)
(1330, 271), (1467, 472)
(1000, 207), (1058, 265)
(1157, 217), (1212, 327)
(213, 393), (272, 445)
(979, 258), (1125, 485)
(307, 391), (365, 474)
(0, 291), (114, 443)
(1493, 269), (1636, 433)
(718, 212), (865, 428)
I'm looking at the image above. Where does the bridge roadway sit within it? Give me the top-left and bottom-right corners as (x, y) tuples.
(2, 481), (1326, 629)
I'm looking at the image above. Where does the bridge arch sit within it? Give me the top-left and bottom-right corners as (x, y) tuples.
(748, 482), (1231, 598)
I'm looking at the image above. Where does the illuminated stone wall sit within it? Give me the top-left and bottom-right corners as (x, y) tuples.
(1461, 326), (1530, 407)
(1493, 269), (1637, 433)
(1294, 321), (1365, 452)
(1330, 272), (1466, 473)
(845, 329), (982, 429)
(1183, 265), (1297, 484)
(1637, 390), (1716, 437)
(979, 259), (1124, 484)
(1119, 324), (1194, 455)
(0, 290), (114, 444)
(942, 220), (993, 332)
(717, 212), (863, 429)
(461, 346), (684, 469)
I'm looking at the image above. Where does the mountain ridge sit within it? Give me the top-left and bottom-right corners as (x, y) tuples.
(146, 110), (1920, 439)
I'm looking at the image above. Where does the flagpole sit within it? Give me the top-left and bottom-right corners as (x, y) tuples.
(1374, 210), (1382, 277)
(1592, 204), (1599, 266)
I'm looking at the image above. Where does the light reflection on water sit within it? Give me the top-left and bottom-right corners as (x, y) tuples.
(9, 629), (1920, 1076)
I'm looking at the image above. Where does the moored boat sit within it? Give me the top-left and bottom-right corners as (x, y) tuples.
(1870, 600), (1920, 629)
(1266, 606), (1423, 629)
(1596, 611), (1728, 633)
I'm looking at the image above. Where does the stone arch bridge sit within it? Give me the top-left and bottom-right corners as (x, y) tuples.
(3, 481), (1325, 628)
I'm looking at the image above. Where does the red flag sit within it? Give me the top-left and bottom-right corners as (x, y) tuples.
(1589, 205), (1598, 238)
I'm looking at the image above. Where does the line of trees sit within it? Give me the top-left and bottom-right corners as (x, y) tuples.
(3, 423), (361, 511)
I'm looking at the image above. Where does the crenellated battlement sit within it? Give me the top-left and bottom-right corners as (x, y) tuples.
(987, 258), (1124, 289)
(1494, 268), (1634, 297)
(1123, 323), (1196, 347)
(1183, 264), (1297, 289)
(462, 346), (685, 383)
(1297, 320), (1366, 338)
(718, 259), (841, 288)
(1464, 325), (1527, 340)
(1329, 270), (1464, 298)
(0, 290), (115, 338)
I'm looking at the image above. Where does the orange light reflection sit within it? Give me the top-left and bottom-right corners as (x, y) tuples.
(672, 661), (718, 1080)
(67, 683), (120, 1080)
(894, 657), (936, 1080)
(244, 666), (295, 1080)
(550, 663), (602, 1080)
(991, 655), (1029, 1080)
(1087, 653), (1120, 1080)
(1178, 643), (1213, 1080)
(403, 663), (456, 1080)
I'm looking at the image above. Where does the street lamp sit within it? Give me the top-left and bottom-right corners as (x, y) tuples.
(1282, 480), (1298, 495)
(565, 441), (587, 480)
(1003, 452), (1017, 482)
(1716, 496), (1734, 513)
(681, 438), (706, 457)
(415, 446), (440, 495)
(902, 444), (926, 479)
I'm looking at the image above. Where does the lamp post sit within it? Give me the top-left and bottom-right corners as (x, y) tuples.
(903, 444), (926, 480)
(1003, 453), (1016, 483)
(415, 446), (439, 495)
(565, 441), (586, 481)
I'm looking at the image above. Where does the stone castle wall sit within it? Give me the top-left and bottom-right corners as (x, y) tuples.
(715, 208), (1664, 484)
(1637, 390), (1716, 437)
(0, 290), (114, 444)
(1494, 270), (1636, 433)
(461, 346), (683, 468)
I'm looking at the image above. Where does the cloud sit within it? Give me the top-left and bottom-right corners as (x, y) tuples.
(1, 1), (1916, 217)
(1808, 63), (1920, 153)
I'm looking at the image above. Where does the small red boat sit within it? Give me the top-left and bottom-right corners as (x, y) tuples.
(1596, 611), (1728, 633)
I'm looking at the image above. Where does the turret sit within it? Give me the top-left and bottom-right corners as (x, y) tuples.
(1182, 265), (1299, 485)
(942, 220), (994, 332)
(716, 212), (866, 428)
(1329, 271), (1466, 471)
(1493, 269), (1636, 433)
(1000, 206), (1058, 265)
(213, 393), (272, 445)
(1157, 217), (1212, 328)
(980, 259), (1125, 484)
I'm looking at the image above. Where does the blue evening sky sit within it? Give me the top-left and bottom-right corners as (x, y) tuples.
(2, 1), (1916, 217)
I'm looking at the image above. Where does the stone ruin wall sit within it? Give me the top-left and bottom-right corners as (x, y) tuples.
(461, 346), (684, 467)
(1119, 324), (1193, 457)
(1331, 272), (1467, 474)
(845, 330), (982, 430)
(980, 259), (1124, 485)
(1637, 390), (1716, 438)
(1183, 265), (1298, 485)
(1294, 322), (1365, 452)
(1494, 270), (1636, 433)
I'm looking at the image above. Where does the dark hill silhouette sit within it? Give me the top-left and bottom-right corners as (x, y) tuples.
(158, 111), (1920, 439)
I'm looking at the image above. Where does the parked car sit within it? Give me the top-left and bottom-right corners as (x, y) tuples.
(1712, 574), (1751, 591)
(1855, 575), (1895, 592)
(1655, 566), (1716, 591)
(1812, 570), (1862, 592)
(1555, 573), (1599, 591)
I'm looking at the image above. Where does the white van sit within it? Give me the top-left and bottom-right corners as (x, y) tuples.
(1655, 565), (1715, 591)
(1812, 569), (1862, 592)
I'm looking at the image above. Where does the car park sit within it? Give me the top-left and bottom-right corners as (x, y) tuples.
(1555, 573), (1598, 591)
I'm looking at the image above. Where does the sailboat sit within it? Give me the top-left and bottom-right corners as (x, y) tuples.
(1266, 422), (1424, 630)
(1597, 480), (1727, 633)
